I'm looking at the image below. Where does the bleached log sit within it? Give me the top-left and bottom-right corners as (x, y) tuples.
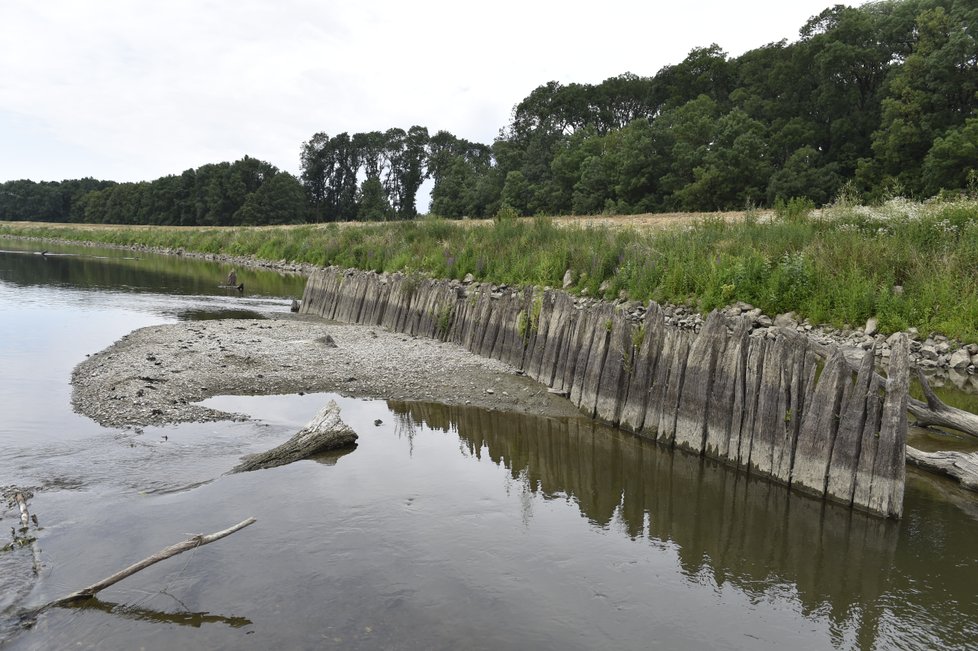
(910, 369), (978, 439)
(230, 400), (358, 473)
(906, 447), (978, 491)
(51, 517), (256, 606)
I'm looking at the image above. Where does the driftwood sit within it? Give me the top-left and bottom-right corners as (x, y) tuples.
(906, 447), (978, 492)
(230, 400), (358, 473)
(50, 517), (256, 607)
(909, 368), (978, 439)
(14, 492), (29, 529)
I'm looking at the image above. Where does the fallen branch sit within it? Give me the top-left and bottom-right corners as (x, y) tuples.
(906, 447), (978, 492)
(908, 369), (978, 439)
(49, 517), (256, 607)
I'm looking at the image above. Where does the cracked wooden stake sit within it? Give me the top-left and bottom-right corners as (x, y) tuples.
(14, 492), (29, 528)
(50, 517), (256, 607)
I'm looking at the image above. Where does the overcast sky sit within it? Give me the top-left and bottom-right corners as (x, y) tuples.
(1, 0), (863, 188)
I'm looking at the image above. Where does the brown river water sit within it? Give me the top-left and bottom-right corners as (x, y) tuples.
(1, 239), (977, 650)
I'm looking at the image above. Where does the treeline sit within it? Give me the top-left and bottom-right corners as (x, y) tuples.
(2, 0), (976, 224)
(0, 157), (305, 226)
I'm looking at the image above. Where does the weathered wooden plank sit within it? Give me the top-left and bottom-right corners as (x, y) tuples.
(453, 289), (479, 348)
(594, 308), (634, 425)
(866, 334), (909, 518)
(674, 312), (725, 454)
(704, 316), (750, 460)
(825, 347), (876, 506)
(478, 295), (504, 359)
(538, 292), (572, 388)
(359, 273), (384, 325)
(412, 279), (438, 337)
(298, 270), (322, 316)
(790, 350), (850, 497)
(491, 291), (524, 365)
(642, 326), (677, 440)
(577, 303), (615, 418)
(734, 337), (767, 468)
(554, 303), (586, 394)
(771, 335), (815, 484)
(526, 289), (553, 380)
(747, 335), (790, 478)
(462, 290), (491, 353)
(568, 309), (599, 408)
(654, 329), (692, 446)
(852, 373), (884, 511)
(619, 303), (666, 433)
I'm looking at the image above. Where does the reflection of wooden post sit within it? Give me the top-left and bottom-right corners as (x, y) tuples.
(51, 517), (256, 607)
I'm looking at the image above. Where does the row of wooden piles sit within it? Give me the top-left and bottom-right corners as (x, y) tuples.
(301, 268), (909, 517)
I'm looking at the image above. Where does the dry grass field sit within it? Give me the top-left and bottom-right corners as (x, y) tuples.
(2, 210), (770, 233)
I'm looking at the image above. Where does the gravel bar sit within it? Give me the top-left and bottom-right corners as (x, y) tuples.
(71, 314), (582, 428)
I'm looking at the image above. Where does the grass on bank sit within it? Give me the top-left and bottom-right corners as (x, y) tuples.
(3, 197), (978, 342)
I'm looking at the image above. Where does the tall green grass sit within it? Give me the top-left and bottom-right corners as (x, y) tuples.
(4, 198), (978, 341)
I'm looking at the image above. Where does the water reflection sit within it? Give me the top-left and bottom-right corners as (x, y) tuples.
(176, 309), (268, 321)
(389, 401), (978, 649)
(59, 598), (252, 629)
(0, 240), (305, 299)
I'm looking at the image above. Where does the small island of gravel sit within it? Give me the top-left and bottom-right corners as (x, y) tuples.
(71, 313), (582, 428)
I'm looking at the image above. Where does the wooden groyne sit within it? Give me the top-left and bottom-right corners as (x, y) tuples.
(301, 268), (909, 518)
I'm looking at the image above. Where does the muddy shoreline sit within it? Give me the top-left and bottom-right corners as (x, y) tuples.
(71, 313), (581, 428)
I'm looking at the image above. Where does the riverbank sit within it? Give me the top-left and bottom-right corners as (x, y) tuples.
(71, 314), (581, 428)
(6, 208), (978, 384)
(5, 199), (978, 344)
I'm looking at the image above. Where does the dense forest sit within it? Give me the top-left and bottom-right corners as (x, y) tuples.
(1, 0), (975, 225)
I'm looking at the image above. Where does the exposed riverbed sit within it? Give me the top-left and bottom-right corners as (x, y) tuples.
(71, 316), (579, 428)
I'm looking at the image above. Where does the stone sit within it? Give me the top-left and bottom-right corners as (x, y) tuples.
(892, 285), (904, 296)
(950, 348), (972, 369)
(562, 269), (574, 289)
(755, 314), (773, 327)
(774, 312), (798, 328)
(463, 273), (475, 284)
(864, 317), (878, 336)
(918, 345), (939, 361)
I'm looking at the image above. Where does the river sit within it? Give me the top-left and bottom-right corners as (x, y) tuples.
(1, 238), (977, 650)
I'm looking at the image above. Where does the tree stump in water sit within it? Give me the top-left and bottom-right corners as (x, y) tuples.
(231, 400), (358, 473)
